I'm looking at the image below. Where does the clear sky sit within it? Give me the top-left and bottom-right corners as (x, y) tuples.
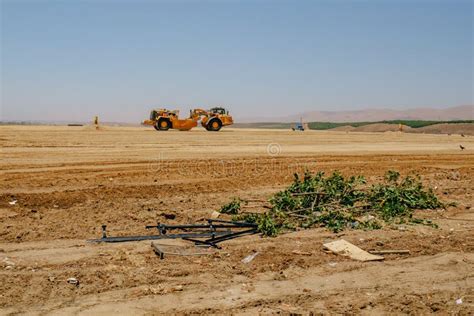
(1, 0), (473, 122)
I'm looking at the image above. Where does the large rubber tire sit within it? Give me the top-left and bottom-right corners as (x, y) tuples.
(207, 118), (222, 132)
(156, 118), (171, 131)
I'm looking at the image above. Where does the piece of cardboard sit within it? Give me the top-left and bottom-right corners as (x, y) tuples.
(323, 239), (384, 262)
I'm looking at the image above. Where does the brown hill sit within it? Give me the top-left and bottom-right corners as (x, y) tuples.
(241, 105), (474, 123)
(328, 123), (474, 135)
(351, 124), (412, 133)
(293, 105), (473, 122)
(410, 123), (474, 136)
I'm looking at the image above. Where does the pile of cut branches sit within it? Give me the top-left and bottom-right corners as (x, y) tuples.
(218, 170), (443, 236)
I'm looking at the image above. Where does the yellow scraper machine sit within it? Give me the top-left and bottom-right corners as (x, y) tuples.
(143, 107), (233, 131)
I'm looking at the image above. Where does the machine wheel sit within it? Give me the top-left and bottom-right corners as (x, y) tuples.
(156, 118), (171, 131)
(207, 119), (222, 131)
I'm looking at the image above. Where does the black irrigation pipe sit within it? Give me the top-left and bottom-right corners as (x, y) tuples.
(88, 231), (232, 243)
(88, 219), (258, 244)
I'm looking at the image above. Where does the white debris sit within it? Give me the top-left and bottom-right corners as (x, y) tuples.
(9, 200), (17, 205)
(362, 214), (375, 221)
(448, 171), (460, 181)
(456, 298), (463, 305)
(323, 239), (384, 262)
(241, 252), (259, 264)
(2, 258), (15, 266)
(67, 277), (79, 286)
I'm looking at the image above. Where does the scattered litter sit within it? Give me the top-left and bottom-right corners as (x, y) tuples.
(456, 298), (463, 305)
(323, 239), (384, 262)
(108, 178), (114, 181)
(292, 250), (312, 256)
(2, 257), (15, 268)
(2, 257), (12, 263)
(67, 277), (79, 286)
(328, 262), (338, 267)
(242, 251), (259, 263)
(368, 249), (410, 255)
(210, 211), (220, 219)
(8, 200), (17, 205)
(48, 276), (56, 282)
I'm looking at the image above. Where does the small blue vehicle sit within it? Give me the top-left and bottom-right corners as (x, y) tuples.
(292, 118), (306, 131)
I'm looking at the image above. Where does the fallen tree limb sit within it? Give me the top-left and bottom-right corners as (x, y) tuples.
(368, 250), (410, 255)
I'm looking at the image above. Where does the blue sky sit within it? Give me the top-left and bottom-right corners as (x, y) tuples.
(1, 0), (472, 122)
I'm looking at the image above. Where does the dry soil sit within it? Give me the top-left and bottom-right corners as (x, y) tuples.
(0, 126), (473, 315)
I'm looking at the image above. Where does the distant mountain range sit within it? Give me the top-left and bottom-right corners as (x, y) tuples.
(2, 105), (472, 126)
(239, 105), (473, 123)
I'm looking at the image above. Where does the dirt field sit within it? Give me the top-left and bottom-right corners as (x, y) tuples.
(1, 125), (473, 315)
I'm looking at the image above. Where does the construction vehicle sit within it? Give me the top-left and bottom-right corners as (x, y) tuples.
(143, 107), (233, 132)
(200, 107), (234, 131)
(144, 109), (196, 131)
(292, 117), (308, 131)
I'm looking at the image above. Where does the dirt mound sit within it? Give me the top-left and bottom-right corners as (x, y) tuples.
(410, 123), (474, 136)
(81, 124), (110, 131)
(330, 125), (356, 132)
(351, 123), (411, 133)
